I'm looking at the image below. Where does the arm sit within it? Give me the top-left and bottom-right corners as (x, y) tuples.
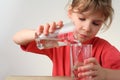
(13, 29), (36, 46)
(13, 21), (63, 46)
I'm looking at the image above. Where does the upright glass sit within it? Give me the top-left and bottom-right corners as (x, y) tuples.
(71, 44), (92, 80)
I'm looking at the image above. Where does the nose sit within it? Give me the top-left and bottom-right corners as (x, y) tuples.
(82, 21), (91, 32)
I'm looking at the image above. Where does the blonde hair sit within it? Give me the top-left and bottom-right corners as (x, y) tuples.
(68, 0), (114, 31)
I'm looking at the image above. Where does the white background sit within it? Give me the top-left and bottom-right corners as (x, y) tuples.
(0, 0), (120, 80)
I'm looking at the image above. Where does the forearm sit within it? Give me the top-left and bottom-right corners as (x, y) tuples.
(13, 29), (36, 45)
(105, 68), (120, 80)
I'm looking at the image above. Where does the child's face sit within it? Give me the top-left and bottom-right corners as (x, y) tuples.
(68, 9), (105, 43)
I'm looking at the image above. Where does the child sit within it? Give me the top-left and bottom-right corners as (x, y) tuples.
(13, 0), (120, 80)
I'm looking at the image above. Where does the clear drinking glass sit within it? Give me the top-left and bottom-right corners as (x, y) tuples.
(71, 44), (92, 80)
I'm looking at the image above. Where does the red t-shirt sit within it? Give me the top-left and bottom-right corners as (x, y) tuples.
(21, 36), (120, 76)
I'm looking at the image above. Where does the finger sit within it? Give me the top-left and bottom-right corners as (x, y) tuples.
(49, 22), (57, 33)
(78, 63), (98, 71)
(43, 23), (50, 35)
(84, 70), (97, 77)
(35, 32), (38, 39)
(36, 25), (44, 35)
(56, 20), (63, 28)
(78, 70), (97, 78)
(84, 57), (99, 65)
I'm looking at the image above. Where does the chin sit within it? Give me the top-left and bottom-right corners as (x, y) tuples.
(79, 39), (90, 44)
(77, 39), (86, 43)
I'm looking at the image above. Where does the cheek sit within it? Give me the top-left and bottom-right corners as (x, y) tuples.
(70, 15), (80, 24)
(91, 28), (100, 36)
(73, 21), (83, 29)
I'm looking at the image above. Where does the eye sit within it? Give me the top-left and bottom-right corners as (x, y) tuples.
(79, 18), (86, 21)
(92, 22), (100, 26)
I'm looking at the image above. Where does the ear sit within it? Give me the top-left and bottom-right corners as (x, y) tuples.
(67, 6), (73, 19)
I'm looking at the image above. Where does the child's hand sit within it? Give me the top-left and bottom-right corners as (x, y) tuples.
(35, 21), (63, 36)
(77, 57), (106, 80)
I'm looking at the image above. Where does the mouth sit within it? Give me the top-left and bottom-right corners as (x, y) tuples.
(74, 32), (89, 42)
(75, 31), (88, 38)
(79, 34), (88, 38)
